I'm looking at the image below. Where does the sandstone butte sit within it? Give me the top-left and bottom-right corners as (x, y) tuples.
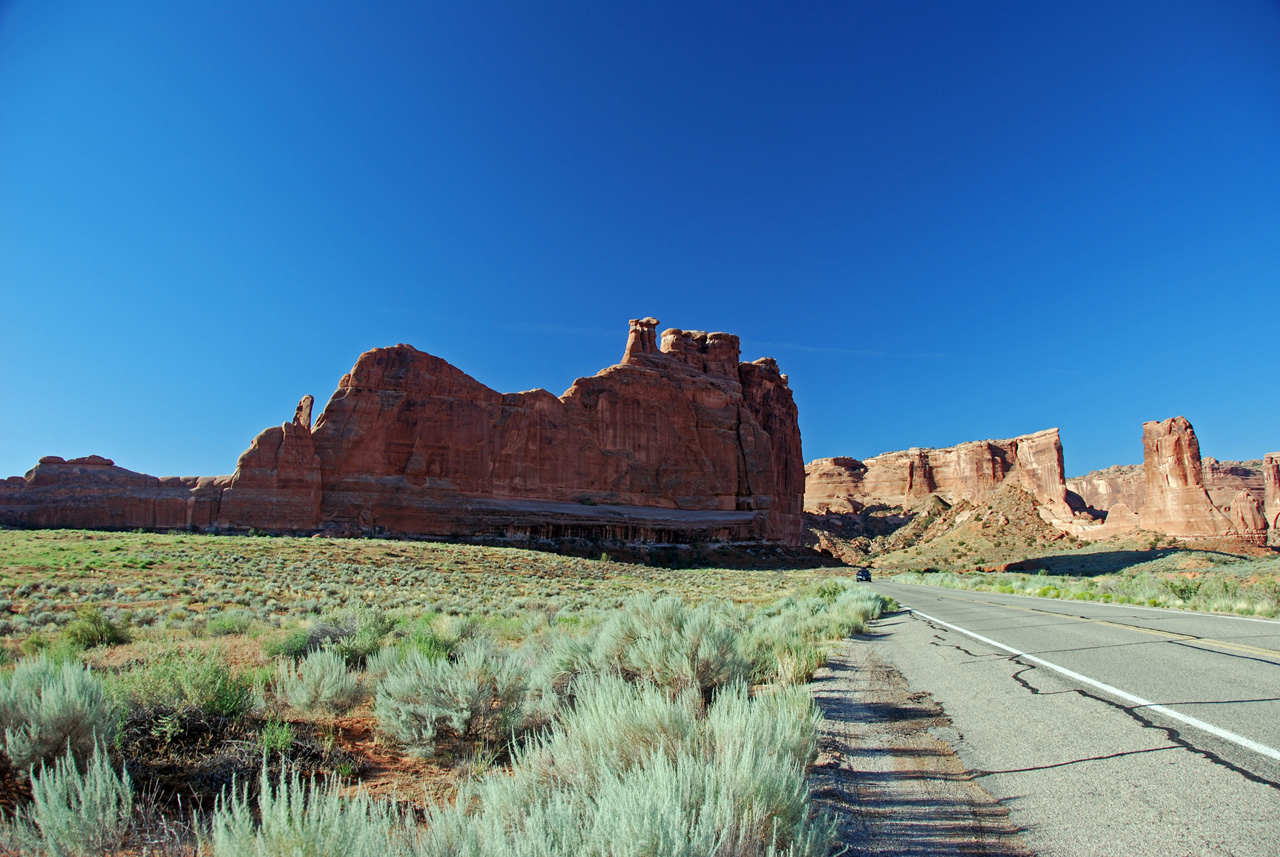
(804, 428), (1075, 522)
(0, 319), (805, 547)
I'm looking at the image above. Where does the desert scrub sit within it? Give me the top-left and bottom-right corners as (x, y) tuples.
(276, 648), (363, 717)
(419, 675), (833, 857)
(204, 765), (417, 857)
(527, 595), (750, 707)
(892, 556), (1280, 618)
(375, 639), (530, 757)
(0, 743), (133, 857)
(109, 647), (253, 720)
(60, 605), (130, 649)
(0, 653), (116, 773)
(263, 607), (396, 666)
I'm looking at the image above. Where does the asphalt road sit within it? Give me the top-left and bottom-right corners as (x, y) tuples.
(867, 581), (1280, 856)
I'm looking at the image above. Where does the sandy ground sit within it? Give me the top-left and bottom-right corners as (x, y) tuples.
(808, 636), (1033, 856)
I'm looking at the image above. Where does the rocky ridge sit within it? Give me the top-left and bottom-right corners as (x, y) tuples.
(805, 428), (1073, 521)
(0, 319), (805, 547)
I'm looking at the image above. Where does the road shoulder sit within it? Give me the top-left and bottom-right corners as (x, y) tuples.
(808, 626), (1032, 856)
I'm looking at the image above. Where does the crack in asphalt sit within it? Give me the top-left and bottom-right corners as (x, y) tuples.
(916, 614), (1280, 792)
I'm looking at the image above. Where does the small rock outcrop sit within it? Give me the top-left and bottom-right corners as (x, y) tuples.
(1137, 417), (1234, 538)
(805, 428), (1073, 521)
(0, 321), (804, 546)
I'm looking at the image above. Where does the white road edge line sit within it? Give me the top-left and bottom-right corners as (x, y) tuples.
(908, 607), (1280, 764)
(887, 581), (1280, 626)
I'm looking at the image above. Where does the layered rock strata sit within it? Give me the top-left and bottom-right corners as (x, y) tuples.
(0, 320), (805, 546)
(805, 428), (1073, 521)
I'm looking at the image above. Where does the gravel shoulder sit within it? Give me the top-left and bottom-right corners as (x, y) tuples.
(808, 627), (1032, 856)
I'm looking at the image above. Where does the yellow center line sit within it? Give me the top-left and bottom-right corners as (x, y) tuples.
(912, 587), (1280, 662)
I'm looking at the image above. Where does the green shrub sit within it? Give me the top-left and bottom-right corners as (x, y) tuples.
(277, 649), (362, 717)
(207, 613), (254, 637)
(260, 718), (294, 754)
(266, 608), (396, 667)
(61, 606), (129, 649)
(263, 628), (311, 660)
(375, 640), (529, 756)
(0, 654), (116, 773)
(204, 765), (416, 857)
(0, 743), (133, 857)
(110, 649), (252, 720)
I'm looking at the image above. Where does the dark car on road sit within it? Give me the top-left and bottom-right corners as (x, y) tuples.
(855, 567), (872, 582)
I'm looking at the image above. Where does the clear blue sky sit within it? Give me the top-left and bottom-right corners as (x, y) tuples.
(2, 1), (1278, 481)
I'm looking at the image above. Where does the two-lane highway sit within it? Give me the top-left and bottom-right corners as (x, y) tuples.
(865, 581), (1280, 856)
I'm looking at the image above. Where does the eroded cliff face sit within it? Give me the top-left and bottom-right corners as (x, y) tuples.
(0, 320), (805, 546)
(1137, 417), (1234, 538)
(1068, 458), (1267, 516)
(1265, 454), (1280, 545)
(1066, 464), (1146, 515)
(805, 428), (1072, 520)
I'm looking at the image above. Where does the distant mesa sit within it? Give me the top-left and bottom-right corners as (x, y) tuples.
(0, 320), (805, 547)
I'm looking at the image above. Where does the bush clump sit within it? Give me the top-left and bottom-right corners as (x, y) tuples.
(0, 653), (116, 774)
(375, 640), (529, 756)
(61, 605), (129, 649)
(204, 765), (416, 857)
(110, 648), (253, 720)
(277, 648), (363, 717)
(0, 743), (134, 857)
(419, 675), (833, 857)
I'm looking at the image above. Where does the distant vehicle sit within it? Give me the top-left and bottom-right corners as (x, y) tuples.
(855, 568), (872, 582)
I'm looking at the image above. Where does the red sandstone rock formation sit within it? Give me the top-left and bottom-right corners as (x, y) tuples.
(805, 428), (1072, 520)
(1265, 453), (1280, 544)
(0, 321), (804, 546)
(1227, 490), (1268, 545)
(1066, 464), (1146, 515)
(309, 323), (803, 544)
(1068, 458), (1268, 516)
(0, 456), (225, 530)
(218, 395), (322, 530)
(1137, 417), (1234, 538)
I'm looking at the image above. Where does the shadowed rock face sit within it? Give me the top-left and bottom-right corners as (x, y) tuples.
(805, 428), (1072, 520)
(0, 321), (805, 546)
(1138, 416), (1234, 538)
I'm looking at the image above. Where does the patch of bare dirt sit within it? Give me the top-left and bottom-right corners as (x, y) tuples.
(808, 637), (1032, 856)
